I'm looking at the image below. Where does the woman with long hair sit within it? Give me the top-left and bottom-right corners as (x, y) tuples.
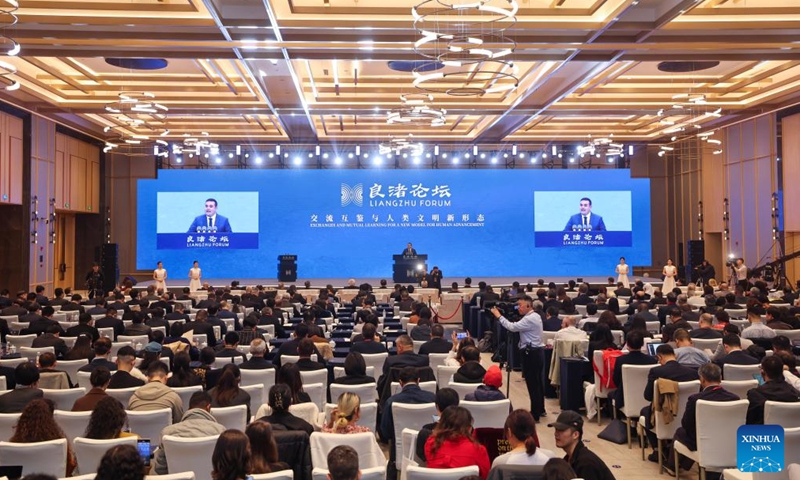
(10, 398), (76, 476)
(85, 397), (135, 439)
(257, 384), (314, 435)
(331, 352), (374, 385)
(323, 392), (370, 434)
(211, 430), (250, 480)
(139, 350), (162, 373)
(588, 323), (618, 359)
(96, 444), (146, 480)
(492, 410), (555, 467)
(559, 297), (577, 315)
(625, 316), (654, 339)
(193, 346), (216, 389)
(209, 364), (251, 419)
(446, 336), (477, 367)
(167, 351), (202, 387)
(245, 421), (290, 474)
(424, 406), (490, 479)
(276, 362), (311, 404)
(597, 310), (623, 330)
(63, 334), (93, 360)
(607, 297), (621, 315)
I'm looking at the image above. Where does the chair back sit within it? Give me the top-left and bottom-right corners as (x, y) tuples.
(0, 358), (27, 369)
(240, 383), (265, 419)
(288, 402), (319, 426)
(126, 408), (172, 445)
(0, 413), (20, 441)
(310, 431), (385, 470)
(592, 350), (613, 399)
(646, 321), (660, 334)
(427, 354), (449, 380)
(654, 380), (700, 440)
(447, 381), (478, 399)
(163, 434), (219, 480)
(333, 366), (375, 379)
(390, 381), (436, 397)
(76, 371), (93, 390)
(74, 436), (138, 474)
(764, 401), (800, 428)
(720, 379), (757, 400)
(322, 401), (377, 432)
(436, 365), (459, 389)
(304, 382), (326, 411)
(97, 327), (114, 339)
(212, 357), (244, 368)
(780, 330), (800, 341)
(172, 386), (203, 410)
(692, 338), (722, 352)
(240, 369), (276, 402)
(330, 382), (378, 403)
(6, 334), (36, 349)
(251, 471), (295, 480)
(0, 438), (68, 478)
(460, 400), (511, 429)
(360, 352), (388, 375)
(727, 309), (747, 320)
(54, 409), (92, 443)
(300, 369), (328, 389)
(110, 342), (129, 357)
(406, 465), (479, 480)
(723, 363), (761, 381)
(312, 467), (384, 480)
(695, 399), (749, 469)
(106, 387), (139, 406)
(391, 402), (436, 465)
(145, 472), (197, 480)
(43, 387), (86, 411)
(211, 405), (247, 431)
(281, 354), (319, 364)
(620, 364), (657, 417)
(118, 335), (149, 347)
(19, 346), (55, 362)
(0, 377), (5, 391)
(57, 359), (88, 385)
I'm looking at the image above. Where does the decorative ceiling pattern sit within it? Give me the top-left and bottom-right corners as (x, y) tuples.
(0, 0), (798, 144)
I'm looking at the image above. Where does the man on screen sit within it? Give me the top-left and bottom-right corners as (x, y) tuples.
(188, 198), (232, 233)
(564, 197), (606, 231)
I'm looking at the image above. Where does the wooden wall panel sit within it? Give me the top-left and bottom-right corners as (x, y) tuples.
(783, 114), (800, 232)
(0, 112), (23, 205)
(55, 133), (100, 213)
(29, 116), (57, 295)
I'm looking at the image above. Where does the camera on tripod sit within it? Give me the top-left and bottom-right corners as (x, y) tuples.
(484, 301), (520, 321)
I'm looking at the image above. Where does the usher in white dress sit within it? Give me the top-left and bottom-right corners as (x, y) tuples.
(616, 263), (630, 288)
(153, 268), (168, 291)
(189, 267), (202, 292)
(662, 264), (677, 292)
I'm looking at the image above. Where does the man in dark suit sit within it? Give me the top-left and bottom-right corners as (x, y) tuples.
(452, 346), (486, 383)
(612, 331), (658, 411)
(0, 362), (44, 413)
(239, 339), (275, 370)
(215, 332), (248, 363)
(165, 302), (191, 323)
(49, 288), (68, 307)
(481, 286), (501, 305)
(19, 303), (45, 324)
(572, 284), (593, 306)
(543, 290), (561, 313)
(632, 303), (659, 324)
(714, 334), (759, 372)
(657, 294), (678, 325)
(32, 324), (70, 359)
(721, 293), (743, 310)
(564, 197), (606, 231)
(419, 324), (452, 355)
(294, 338), (326, 371)
(379, 366), (436, 460)
(0, 289), (12, 308)
(187, 198), (232, 233)
(205, 305), (228, 336)
(23, 306), (65, 336)
(126, 290), (142, 308)
(182, 310), (217, 347)
(124, 312), (152, 339)
(272, 323), (320, 367)
(175, 287), (197, 308)
(78, 337), (118, 373)
(380, 335), (429, 378)
(107, 346), (146, 389)
(95, 308), (124, 340)
(351, 323), (388, 354)
(542, 307), (562, 332)
(108, 292), (128, 313)
(614, 283), (633, 298)
(746, 355), (800, 424)
(402, 242), (417, 256)
(641, 344), (700, 462)
(86, 298), (108, 316)
(63, 313), (100, 342)
(34, 285), (50, 306)
(60, 294), (86, 314)
(257, 306), (286, 339)
(146, 307), (170, 330)
(664, 363), (739, 471)
(689, 314), (723, 339)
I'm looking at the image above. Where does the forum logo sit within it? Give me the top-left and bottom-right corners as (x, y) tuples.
(737, 425), (784, 472)
(341, 183), (363, 207)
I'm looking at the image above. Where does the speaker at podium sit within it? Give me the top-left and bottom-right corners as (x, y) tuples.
(392, 254), (427, 283)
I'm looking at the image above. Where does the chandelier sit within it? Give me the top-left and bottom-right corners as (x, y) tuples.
(379, 135), (424, 156)
(103, 92), (169, 152)
(0, 0), (19, 91)
(657, 93), (723, 157)
(411, 0), (519, 96)
(171, 132), (220, 156)
(386, 94), (447, 127)
(577, 134), (625, 158)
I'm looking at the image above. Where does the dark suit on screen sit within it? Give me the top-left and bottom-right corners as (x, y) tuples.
(188, 214), (232, 233)
(564, 213), (606, 231)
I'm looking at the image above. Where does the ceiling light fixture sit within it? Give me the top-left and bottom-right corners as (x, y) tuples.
(386, 93), (447, 127)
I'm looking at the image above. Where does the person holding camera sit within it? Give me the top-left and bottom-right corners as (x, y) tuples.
(491, 295), (546, 421)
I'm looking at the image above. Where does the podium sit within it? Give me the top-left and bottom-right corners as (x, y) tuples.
(278, 255), (297, 282)
(392, 254), (427, 283)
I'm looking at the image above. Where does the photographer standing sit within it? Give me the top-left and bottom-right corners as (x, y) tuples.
(491, 295), (545, 421)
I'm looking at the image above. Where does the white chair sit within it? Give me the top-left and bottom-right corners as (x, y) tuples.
(764, 401), (800, 428)
(281, 354), (318, 364)
(312, 467), (384, 480)
(211, 405), (247, 431)
(163, 434), (219, 480)
(406, 465), (479, 480)
(300, 369), (328, 394)
(43, 387), (86, 411)
(727, 309), (747, 319)
(76, 371), (93, 390)
(310, 431), (385, 470)
(6, 334), (36, 349)
(333, 366), (375, 379)
(448, 381), (477, 399)
(19, 346), (55, 362)
(724, 363), (761, 381)
(97, 327), (115, 339)
(0, 438), (68, 477)
(252, 471), (295, 480)
(692, 338), (722, 352)
(118, 335), (149, 347)
(321, 401), (378, 432)
(110, 342), (129, 357)
(241, 384), (265, 419)
(0, 413), (20, 441)
(172, 385), (204, 410)
(780, 330), (800, 341)
(639, 380), (700, 473)
(61, 336), (77, 349)
(127, 408), (172, 445)
(720, 379), (758, 400)
(460, 400), (511, 429)
(673, 399), (749, 480)
(330, 382), (378, 403)
(240, 369), (276, 401)
(392, 403), (436, 467)
(289, 402), (320, 426)
(399, 428), (420, 480)
(592, 350), (617, 426)
(361, 353), (388, 376)
(55, 359), (88, 386)
(54, 409), (92, 443)
(428, 354), (449, 380)
(145, 472), (197, 480)
(0, 358), (27, 368)
(304, 382), (326, 411)
(74, 436), (138, 474)
(0, 376), (5, 391)
(646, 321), (661, 334)
(619, 364), (657, 448)
(212, 357), (245, 368)
(391, 381), (436, 396)
(106, 387), (139, 406)
(436, 365), (459, 390)
(412, 341), (425, 354)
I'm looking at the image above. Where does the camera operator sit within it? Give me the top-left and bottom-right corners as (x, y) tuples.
(490, 295), (545, 421)
(734, 258), (748, 291)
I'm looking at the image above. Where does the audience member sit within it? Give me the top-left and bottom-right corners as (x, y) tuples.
(209, 364), (251, 419)
(350, 322), (388, 354)
(128, 361), (184, 423)
(96, 444), (144, 480)
(416, 388), (460, 462)
(465, 364), (506, 401)
(216, 331), (247, 363)
(108, 345), (146, 389)
(323, 392), (371, 434)
(746, 355), (800, 424)
(611, 331), (657, 411)
(72, 366), (111, 411)
(419, 323), (452, 355)
(78, 337), (117, 372)
(84, 396), (135, 439)
(295, 338), (326, 371)
(554, 315), (588, 342)
(542, 458), (578, 480)
(548, 410), (616, 480)
(167, 351), (203, 387)
(379, 366), (436, 451)
(239, 338), (275, 370)
(673, 329), (710, 368)
(714, 334), (759, 374)
(257, 384), (314, 435)
(37, 352), (73, 389)
(492, 409), (555, 467)
(381, 334), (428, 377)
(63, 333), (94, 361)
(689, 314), (723, 339)
(331, 352), (375, 385)
(32, 324), (69, 359)
(424, 406), (490, 479)
(245, 421), (291, 474)
(0, 362), (43, 413)
(741, 306), (775, 340)
(453, 346), (486, 383)
(327, 445), (360, 480)
(211, 429), (251, 480)
(9, 398), (75, 476)
(276, 362), (311, 404)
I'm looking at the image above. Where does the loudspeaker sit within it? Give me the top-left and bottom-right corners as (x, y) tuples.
(99, 243), (119, 289)
(686, 240), (705, 282)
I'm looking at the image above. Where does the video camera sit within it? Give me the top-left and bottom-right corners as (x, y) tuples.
(484, 301), (520, 322)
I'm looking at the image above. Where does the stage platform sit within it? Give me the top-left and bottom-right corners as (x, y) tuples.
(134, 275), (664, 290)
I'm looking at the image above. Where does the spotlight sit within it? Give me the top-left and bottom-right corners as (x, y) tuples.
(373, 156), (382, 166)
(452, 157), (459, 164)
(542, 153), (548, 159)
(176, 157), (182, 163)
(255, 157), (263, 164)
(204, 153), (209, 158)
(425, 153), (431, 158)
(441, 153), (448, 159)
(464, 153), (470, 159)
(402, 153), (408, 158)
(189, 153), (194, 159)
(569, 157), (575, 163)
(363, 153), (369, 158)
(236, 145), (241, 155)
(503, 153), (508, 158)
(215, 157), (222, 164)
(551, 145), (558, 156)
(519, 153), (525, 159)
(413, 157), (422, 165)
(491, 157), (498, 164)
(322, 153), (329, 159)
(531, 156), (537, 163)
(284, 153), (288, 158)
(434, 145), (439, 155)
(308, 153), (313, 158)
(355, 145), (361, 156)
(268, 153), (274, 158)
(480, 153), (486, 159)
(293, 156), (302, 166)
(348, 153), (354, 159)
(473, 145), (478, 155)
(608, 157), (615, 163)
(228, 153), (234, 159)
(334, 157), (343, 165)
(557, 153), (562, 158)
(245, 153), (249, 158)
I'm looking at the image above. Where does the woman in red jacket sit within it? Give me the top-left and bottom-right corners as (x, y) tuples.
(424, 406), (490, 479)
